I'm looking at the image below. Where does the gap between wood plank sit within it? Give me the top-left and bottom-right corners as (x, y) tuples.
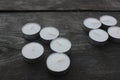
(0, 10), (119, 13)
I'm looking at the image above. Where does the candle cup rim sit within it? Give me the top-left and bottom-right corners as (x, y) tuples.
(22, 23), (41, 35)
(50, 37), (72, 53)
(83, 17), (102, 29)
(40, 26), (60, 40)
(22, 42), (44, 59)
(89, 29), (109, 42)
(46, 53), (71, 72)
(100, 15), (117, 26)
(108, 26), (120, 39)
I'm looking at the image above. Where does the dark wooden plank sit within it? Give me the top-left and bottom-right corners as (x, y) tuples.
(0, 0), (120, 10)
(0, 12), (120, 80)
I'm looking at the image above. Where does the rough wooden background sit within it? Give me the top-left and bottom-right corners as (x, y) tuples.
(0, 0), (120, 10)
(0, 0), (120, 80)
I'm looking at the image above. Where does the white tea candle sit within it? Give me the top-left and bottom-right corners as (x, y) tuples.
(89, 29), (109, 46)
(40, 27), (59, 40)
(50, 37), (72, 53)
(22, 23), (41, 40)
(100, 15), (117, 30)
(108, 26), (120, 43)
(46, 53), (70, 75)
(22, 42), (44, 61)
(83, 18), (102, 31)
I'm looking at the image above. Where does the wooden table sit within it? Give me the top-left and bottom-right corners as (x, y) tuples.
(0, 0), (120, 80)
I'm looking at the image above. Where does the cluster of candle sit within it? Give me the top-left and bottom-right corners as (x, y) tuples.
(83, 15), (120, 46)
(21, 23), (72, 75)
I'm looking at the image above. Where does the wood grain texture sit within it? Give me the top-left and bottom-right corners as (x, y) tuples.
(0, 0), (120, 10)
(0, 12), (120, 80)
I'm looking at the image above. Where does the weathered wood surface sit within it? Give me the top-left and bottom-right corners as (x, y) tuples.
(0, 0), (120, 10)
(0, 12), (120, 80)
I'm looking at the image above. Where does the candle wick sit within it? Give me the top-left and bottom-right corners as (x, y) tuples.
(104, 19), (109, 22)
(57, 41), (62, 46)
(117, 30), (120, 34)
(30, 26), (34, 30)
(48, 32), (55, 36)
(32, 49), (35, 51)
(57, 58), (64, 62)
(93, 22), (98, 25)
(93, 32), (101, 36)
(32, 46), (35, 51)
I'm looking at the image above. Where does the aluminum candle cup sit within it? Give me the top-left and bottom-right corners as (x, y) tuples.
(22, 42), (44, 62)
(83, 18), (102, 32)
(50, 37), (72, 54)
(46, 53), (71, 75)
(108, 26), (120, 43)
(100, 15), (117, 30)
(40, 27), (59, 43)
(89, 29), (109, 46)
(22, 23), (41, 40)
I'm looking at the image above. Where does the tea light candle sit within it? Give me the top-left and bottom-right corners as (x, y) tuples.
(100, 15), (117, 30)
(50, 37), (72, 53)
(83, 18), (102, 32)
(108, 26), (120, 43)
(40, 27), (59, 40)
(89, 29), (109, 46)
(22, 23), (41, 40)
(46, 53), (71, 75)
(22, 42), (44, 62)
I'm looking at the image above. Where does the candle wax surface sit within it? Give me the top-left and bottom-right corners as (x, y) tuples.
(89, 29), (109, 42)
(100, 15), (117, 26)
(83, 18), (102, 29)
(108, 26), (120, 39)
(50, 38), (72, 53)
(22, 23), (41, 35)
(22, 42), (44, 59)
(47, 53), (70, 72)
(40, 27), (59, 40)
